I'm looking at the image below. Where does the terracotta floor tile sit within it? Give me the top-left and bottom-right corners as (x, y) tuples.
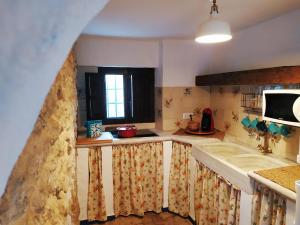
(99, 212), (192, 225)
(173, 216), (191, 225)
(141, 216), (153, 224)
(158, 212), (173, 220)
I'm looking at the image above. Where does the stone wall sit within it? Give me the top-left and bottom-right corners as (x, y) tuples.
(0, 52), (79, 225)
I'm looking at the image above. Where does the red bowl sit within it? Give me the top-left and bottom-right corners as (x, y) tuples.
(116, 126), (137, 138)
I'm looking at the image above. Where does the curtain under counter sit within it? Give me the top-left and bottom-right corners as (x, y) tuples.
(168, 141), (192, 217)
(87, 147), (107, 221)
(194, 161), (241, 225)
(112, 142), (164, 216)
(251, 182), (286, 225)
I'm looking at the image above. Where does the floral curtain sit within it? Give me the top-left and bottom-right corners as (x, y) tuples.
(251, 182), (286, 225)
(168, 141), (192, 217)
(194, 161), (241, 225)
(87, 147), (107, 221)
(112, 142), (163, 217)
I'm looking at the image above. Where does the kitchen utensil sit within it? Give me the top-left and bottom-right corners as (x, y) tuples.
(279, 125), (291, 137)
(250, 118), (259, 129)
(116, 125), (137, 138)
(256, 120), (268, 132)
(241, 116), (251, 128)
(268, 122), (280, 135)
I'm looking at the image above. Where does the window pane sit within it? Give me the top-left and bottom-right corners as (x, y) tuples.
(115, 75), (123, 89)
(116, 104), (124, 117)
(116, 90), (124, 103)
(105, 75), (115, 89)
(107, 104), (116, 118)
(106, 90), (115, 103)
(105, 74), (125, 119)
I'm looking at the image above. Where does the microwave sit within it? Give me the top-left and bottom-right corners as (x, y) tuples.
(262, 89), (300, 127)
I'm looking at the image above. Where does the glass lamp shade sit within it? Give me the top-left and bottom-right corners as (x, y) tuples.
(195, 18), (232, 44)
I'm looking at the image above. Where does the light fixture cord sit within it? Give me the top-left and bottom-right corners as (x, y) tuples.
(210, 0), (219, 14)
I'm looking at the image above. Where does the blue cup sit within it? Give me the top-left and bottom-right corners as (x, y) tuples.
(279, 125), (291, 137)
(250, 118), (259, 129)
(241, 116), (251, 128)
(268, 122), (280, 135)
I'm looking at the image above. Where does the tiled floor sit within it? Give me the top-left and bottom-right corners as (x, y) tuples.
(93, 212), (193, 225)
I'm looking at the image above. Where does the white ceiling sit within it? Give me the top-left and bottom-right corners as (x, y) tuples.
(83, 0), (300, 38)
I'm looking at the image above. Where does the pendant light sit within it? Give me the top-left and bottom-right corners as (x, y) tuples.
(195, 0), (232, 44)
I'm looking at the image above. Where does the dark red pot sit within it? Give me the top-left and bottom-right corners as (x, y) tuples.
(116, 126), (137, 138)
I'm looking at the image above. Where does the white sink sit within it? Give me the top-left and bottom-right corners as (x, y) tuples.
(226, 154), (287, 172)
(199, 142), (250, 158)
(192, 142), (293, 194)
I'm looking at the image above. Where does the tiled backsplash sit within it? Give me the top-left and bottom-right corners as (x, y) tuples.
(210, 85), (300, 161)
(155, 87), (210, 131)
(156, 84), (300, 161)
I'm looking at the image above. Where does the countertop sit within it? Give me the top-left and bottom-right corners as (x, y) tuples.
(76, 128), (224, 148)
(255, 165), (300, 192)
(76, 132), (114, 146)
(249, 165), (300, 201)
(76, 128), (298, 200)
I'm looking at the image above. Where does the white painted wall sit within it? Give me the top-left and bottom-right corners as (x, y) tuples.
(0, 0), (110, 196)
(161, 39), (213, 87)
(76, 35), (160, 68)
(163, 141), (172, 208)
(75, 37), (214, 87)
(102, 146), (114, 217)
(77, 148), (89, 220)
(208, 9), (300, 74)
(240, 191), (253, 225)
(189, 155), (197, 221)
(286, 199), (296, 225)
(75, 9), (300, 88)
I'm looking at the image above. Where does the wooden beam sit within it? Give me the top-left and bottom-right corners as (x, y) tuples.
(195, 66), (300, 86)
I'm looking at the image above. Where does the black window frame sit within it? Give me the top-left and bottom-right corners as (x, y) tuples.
(85, 67), (155, 125)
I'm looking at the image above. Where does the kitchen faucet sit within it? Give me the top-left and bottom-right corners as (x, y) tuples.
(257, 132), (272, 154)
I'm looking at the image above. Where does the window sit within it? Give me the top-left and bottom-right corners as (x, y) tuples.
(105, 74), (125, 118)
(85, 67), (155, 124)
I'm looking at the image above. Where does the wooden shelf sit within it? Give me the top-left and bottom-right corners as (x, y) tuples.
(195, 66), (300, 86)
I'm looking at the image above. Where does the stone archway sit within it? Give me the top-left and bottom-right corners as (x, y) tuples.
(0, 0), (109, 224)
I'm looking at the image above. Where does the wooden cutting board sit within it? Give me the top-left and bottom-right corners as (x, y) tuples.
(173, 128), (225, 140)
(184, 129), (216, 135)
(76, 132), (113, 146)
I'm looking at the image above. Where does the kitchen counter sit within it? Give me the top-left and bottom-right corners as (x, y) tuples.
(76, 129), (222, 221)
(255, 165), (300, 192)
(76, 128), (223, 148)
(76, 128), (297, 200)
(249, 166), (300, 201)
(76, 132), (114, 146)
